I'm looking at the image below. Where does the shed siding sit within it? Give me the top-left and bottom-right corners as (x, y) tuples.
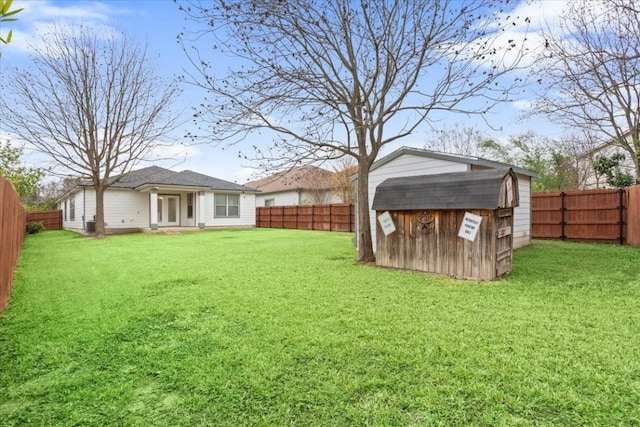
(368, 154), (469, 251)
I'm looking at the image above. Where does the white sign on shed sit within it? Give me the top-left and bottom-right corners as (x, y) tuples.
(378, 211), (396, 236)
(458, 212), (483, 242)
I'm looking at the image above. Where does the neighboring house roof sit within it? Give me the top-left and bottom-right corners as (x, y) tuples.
(245, 165), (335, 194)
(351, 146), (537, 180)
(58, 166), (255, 201)
(372, 168), (519, 211)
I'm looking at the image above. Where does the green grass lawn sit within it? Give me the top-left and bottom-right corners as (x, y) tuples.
(1, 229), (639, 426)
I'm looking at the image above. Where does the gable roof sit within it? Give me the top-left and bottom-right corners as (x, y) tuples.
(245, 165), (335, 193)
(79, 166), (255, 192)
(368, 146), (537, 177)
(372, 168), (519, 211)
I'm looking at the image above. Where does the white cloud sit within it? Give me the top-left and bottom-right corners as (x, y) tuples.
(145, 142), (201, 164)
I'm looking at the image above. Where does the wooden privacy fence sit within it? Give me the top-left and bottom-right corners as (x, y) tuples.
(628, 185), (640, 248)
(256, 203), (355, 232)
(26, 210), (63, 230)
(0, 175), (26, 311)
(531, 188), (636, 244)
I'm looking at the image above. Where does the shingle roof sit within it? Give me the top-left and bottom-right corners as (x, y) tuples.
(372, 168), (519, 211)
(245, 165), (335, 193)
(80, 166), (256, 192)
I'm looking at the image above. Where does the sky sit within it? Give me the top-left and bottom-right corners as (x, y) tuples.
(0, 0), (572, 184)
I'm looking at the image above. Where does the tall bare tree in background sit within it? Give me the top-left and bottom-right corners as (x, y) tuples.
(424, 124), (492, 157)
(533, 0), (640, 183)
(0, 24), (179, 237)
(331, 157), (357, 204)
(178, 0), (530, 262)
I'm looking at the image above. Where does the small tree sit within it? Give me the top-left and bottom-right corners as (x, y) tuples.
(1, 24), (179, 237)
(0, 141), (45, 197)
(592, 154), (635, 188)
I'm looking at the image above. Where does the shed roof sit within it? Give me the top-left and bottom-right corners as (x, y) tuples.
(372, 168), (519, 211)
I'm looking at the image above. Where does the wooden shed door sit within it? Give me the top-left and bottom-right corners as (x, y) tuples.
(495, 208), (513, 277)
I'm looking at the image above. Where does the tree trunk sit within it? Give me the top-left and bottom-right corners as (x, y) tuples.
(356, 158), (375, 263)
(94, 184), (106, 239)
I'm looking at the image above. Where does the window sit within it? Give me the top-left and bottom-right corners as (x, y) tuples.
(187, 193), (194, 219)
(69, 196), (76, 221)
(215, 194), (239, 218)
(264, 198), (275, 207)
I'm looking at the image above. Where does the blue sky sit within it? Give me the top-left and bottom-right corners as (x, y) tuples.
(0, 0), (570, 183)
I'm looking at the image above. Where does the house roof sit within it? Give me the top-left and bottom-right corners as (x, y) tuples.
(245, 165), (335, 194)
(80, 166), (256, 192)
(372, 168), (519, 211)
(363, 146), (537, 178)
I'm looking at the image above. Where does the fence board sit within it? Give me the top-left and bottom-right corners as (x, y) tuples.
(26, 210), (63, 230)
(256, 203), (354, 232)
(0, 175), (26, 312)
(627, 185), (640, 248)
(532, 188), (628, 243)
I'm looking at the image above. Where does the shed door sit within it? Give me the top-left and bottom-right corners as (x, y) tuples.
(495, 208), (513, 277)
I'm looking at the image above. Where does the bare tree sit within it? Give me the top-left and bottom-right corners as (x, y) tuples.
(178, 0), (530, 262)
(330, 157), (357, 204)
(424, 123), (492, 157)
(0, 24), (179, 237)
(533, 0), (640, 183)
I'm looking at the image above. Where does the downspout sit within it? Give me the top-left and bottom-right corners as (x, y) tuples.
(83, 187), (86, 230)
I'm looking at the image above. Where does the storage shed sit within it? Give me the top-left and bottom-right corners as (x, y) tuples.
(372, 168), (519, 280)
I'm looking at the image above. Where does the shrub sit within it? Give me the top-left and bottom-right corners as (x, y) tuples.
(26, 221), (44, 234)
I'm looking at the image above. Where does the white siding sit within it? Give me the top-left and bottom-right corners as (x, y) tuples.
(204, 191), (256, 227)
(512, 174), (531, 249)
(255, 190), (301, 206)
(255, 189), (341, 206)
(363, 153), (533, 252)
(101, 189), (150, 228)
(61, 187), (255, 231)
(60, 188), (85, 230)
(367, 154), (469, 251)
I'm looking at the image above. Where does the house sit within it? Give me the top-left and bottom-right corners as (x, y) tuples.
(57, 166), (258, 233)
(245, 165), (341, 207)
(354, 147), (536, 252)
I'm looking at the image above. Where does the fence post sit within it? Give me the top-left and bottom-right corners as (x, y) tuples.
(329, 204), (332, 232)
(560, 192), (566, 241)
(619, 188), (625, 245)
